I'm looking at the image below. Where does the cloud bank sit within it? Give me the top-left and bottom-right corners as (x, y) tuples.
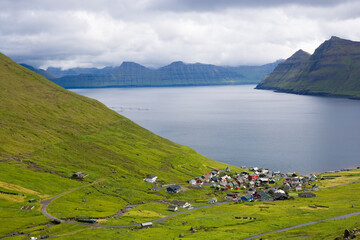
(1, 0), (360, 69)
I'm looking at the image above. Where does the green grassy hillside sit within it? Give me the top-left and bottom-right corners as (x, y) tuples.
(256, 36), (360, 99)
(0, 53), (239, 236)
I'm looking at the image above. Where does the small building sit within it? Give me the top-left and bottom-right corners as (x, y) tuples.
(274, 190), (288, 200)
(311, 184), (319, 191)
(283, 183), (291, 192)
(253, 191), (273, 201)
(269, 179), (276, 184)
(208, 198), (217, 204)
(72, 172), (88, 180)
(188, 179), (196, 185)
(226, 182), (234, 190)
(172, 200), (191, 209)
(166, 184), (181, 193)
(309, 174), (317, 181)
(210, 177), (219, 183)
(240, 194), (253, 202)
(196, 179), (204, 185)
(226, 192), (239, 200)
(298, 192), (316, 198)
(141, 222), (153, 228)
(77, 219), (97, 223)
(259, 178), (269, 184)
(248, 174), (258, 181)
(226, 166), (231, 173)
(144, 175), (158, 183)
(168, 204), (178, 212)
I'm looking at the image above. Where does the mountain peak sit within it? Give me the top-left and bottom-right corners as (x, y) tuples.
(120, 61), (145, 68)
(287, 49), (311, 63)
(169, 61), (185, 66)
(330, 36), (342, 41)
(293, 49), (310, 57)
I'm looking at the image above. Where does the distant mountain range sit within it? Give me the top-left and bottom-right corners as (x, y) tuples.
(47, 66), (115, 77)
(256, 36), (360, 99)
(21, 60), (282, 88)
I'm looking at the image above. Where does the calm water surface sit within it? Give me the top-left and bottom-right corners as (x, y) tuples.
(71, 85), (360, 174)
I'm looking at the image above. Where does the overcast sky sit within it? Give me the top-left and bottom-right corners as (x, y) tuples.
(1, 0), (360, 69)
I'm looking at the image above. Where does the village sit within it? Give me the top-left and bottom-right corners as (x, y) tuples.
(144, 166), (322, 213)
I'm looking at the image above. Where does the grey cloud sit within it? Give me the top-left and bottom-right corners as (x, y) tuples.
(149, 0), (354, 12)
(1, 0), (360, 69)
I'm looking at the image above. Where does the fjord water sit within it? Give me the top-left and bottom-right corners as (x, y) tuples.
(72, 85), (360, 174)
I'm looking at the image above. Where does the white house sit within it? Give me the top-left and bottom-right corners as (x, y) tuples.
(144, 175), (157, 183)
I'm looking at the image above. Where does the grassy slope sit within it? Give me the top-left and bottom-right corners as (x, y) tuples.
(0, 53), (241, 236)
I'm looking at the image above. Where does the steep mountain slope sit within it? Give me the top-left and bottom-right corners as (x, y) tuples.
(20, 63), (57, 79)
(0, 53), (237, 235)
(256, 50), (311, 89)
(256, 37), (360, 98)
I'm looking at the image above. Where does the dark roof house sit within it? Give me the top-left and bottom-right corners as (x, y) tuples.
(166, 184), (181, 193)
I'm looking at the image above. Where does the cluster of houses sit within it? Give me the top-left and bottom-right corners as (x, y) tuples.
(189, 166), (320, 202)
(144, 166), (320, 209)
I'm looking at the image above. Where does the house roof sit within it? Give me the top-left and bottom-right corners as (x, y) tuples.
(172, 200), (189, 206)
(167, 184), (181, 190)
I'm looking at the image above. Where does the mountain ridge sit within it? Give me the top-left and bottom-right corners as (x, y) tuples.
(256, 36), (360, 99)
(21, 60), (282, 88)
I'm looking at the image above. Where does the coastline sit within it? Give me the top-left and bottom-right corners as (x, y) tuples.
(255, 86), (360, 100)
(59, 82), (258, 89)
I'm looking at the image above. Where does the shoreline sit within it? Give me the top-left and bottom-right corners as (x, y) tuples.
(62, 82), (258, 90)
(255, 86), (360, 100)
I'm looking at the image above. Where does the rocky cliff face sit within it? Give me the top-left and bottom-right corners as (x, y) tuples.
(256, 36), (360, 99)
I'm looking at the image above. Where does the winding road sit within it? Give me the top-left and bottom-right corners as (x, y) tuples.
(40, 179), (104, 222)
(40, 179), (230, 228)
(40, 179), (360, 239)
